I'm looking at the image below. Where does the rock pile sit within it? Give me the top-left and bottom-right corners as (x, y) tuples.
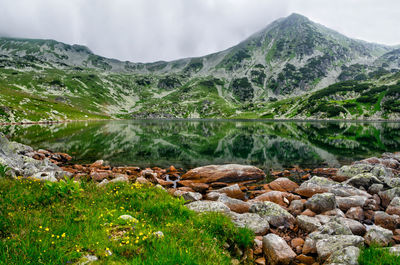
(0, 133), (69, 181)
(2, 135), (400, 264)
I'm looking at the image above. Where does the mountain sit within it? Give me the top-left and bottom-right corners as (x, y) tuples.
(0, 13), (399, 122)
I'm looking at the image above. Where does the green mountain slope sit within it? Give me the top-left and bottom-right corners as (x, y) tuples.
(0, 13), (399, 122)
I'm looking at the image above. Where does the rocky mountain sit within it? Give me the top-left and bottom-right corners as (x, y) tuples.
(0, 13), (399, 122)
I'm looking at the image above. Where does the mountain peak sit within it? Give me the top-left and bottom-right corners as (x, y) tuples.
(284, 13), (310, 22)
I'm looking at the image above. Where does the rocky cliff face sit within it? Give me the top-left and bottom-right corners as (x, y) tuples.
(0, 13), (399, 122)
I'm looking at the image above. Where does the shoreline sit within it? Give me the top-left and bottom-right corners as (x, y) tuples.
(1, 117), (400, 126)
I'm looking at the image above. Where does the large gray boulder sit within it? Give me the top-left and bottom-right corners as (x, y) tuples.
(316, 235), (364, 261)
(262, 233), (296, 265)
(249, 201), (295, 228)
(337, 163), (391, 182)
(305, 193), (336, 214)
(173, 190), (202, 203)
(364, 225), (393, 247)
(295, 176), (370, 198)
(344, 173), (383, 189)
(318, 218), (353, 236)
(324, 246), (360, 265)
(0, 133), (67, 181)
(336, 195), (368, 212)
(228, 212), (270, 235)
(186, 200), (230, 213)
(296, 215), (322, 233)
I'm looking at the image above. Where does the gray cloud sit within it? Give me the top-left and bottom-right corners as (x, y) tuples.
(0, 0), (399, 62)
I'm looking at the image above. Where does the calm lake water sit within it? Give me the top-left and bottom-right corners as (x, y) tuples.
(1, 120), (400, 170)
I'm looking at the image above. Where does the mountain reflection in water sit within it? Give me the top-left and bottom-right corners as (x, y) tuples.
(1, 120), (399, 171)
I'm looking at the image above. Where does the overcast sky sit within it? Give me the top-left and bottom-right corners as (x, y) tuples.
(0, 0), (399, 62)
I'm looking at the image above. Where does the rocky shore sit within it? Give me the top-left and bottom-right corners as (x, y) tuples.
(1, 133), (400, 264)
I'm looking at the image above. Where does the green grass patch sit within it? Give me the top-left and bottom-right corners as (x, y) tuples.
(0, 178), (254, 264)
(359, 245), (400, 265)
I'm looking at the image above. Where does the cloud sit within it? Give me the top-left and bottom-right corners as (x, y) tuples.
(0, 0), (399, 62)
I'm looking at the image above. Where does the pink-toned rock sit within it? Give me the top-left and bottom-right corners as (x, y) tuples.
(346, 207), (365, 221)
(213, 184), (245, 200)
(217, 195), (250, 213)
(374, 211), (400, 231)
(181, 164), (265, 184)
(291, 238), (305, 248)
(252, 191), (301, 207)
(90, 170), (110, 182)
(312, 168), (338, 178)
(263, 233), (296, 265)
(90, 160), (104, 168)
(301, 209), (316, 217)
(178, 180), (209, 193)
(387, 197), (400, 216)
(254, 257), (266, 265)
(296, 254), (315, 265)
(177, 187), (195, 192)
(268, 178), (299, 193)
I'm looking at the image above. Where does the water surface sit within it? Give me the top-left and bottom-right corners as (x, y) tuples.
(1, 120), (399, 171)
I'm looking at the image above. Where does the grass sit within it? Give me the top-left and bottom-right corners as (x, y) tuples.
(0, 177), (254, 265)
(359, 245), (400, 265)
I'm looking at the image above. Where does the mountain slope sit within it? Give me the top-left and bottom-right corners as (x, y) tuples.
(0, 13), (399, 122)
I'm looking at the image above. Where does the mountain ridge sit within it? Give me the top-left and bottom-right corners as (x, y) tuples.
(0, 13), (399, 122)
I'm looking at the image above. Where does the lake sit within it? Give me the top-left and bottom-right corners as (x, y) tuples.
(1, 120), (399, 171)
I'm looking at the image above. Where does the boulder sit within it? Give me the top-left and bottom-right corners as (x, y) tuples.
(321, 208), (345, 218)
(213, 184), (245, 200)
(344, 173), (383, 189)
(318, 218), (353, 236)
(90, 170), (110, 182)
(387, 197), (400, 216)
(368, 183), (384, 195)
(302, 232), (330, 254)
(228, 212), (270, 235)
(267, 177), (299, 193)
(0, 133), (68, 179)
(252, 191), (301, 207)
(364, 225), (393, 246)
(173, 190), (202, 203)
(178, 180), (209, 193)
(316, 235), (364, 260)
(374, 211), (400, 231)
(181, 164), (265, 184)
(379, 188), (400, 208)
(204, 191), (221, 201)
(324, 246), (360, 265)
(337, 163), (391, 182)
(288, 199), (304, 216)
(217, 194), (250, 213)
(345, 206), (364, 222)
(336, 195), (368, 212)
(186, 200), (230, 213)
(297, 215), (322, 233)
(250, 201), (295, 228)
(110, 174), (129, 183)
(295, 176), (335, 197)
(90, 160), (104, 168)
(305, 193), (336, 214)
(262, 233), (296, 265)
(338, 217), (366, 236)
